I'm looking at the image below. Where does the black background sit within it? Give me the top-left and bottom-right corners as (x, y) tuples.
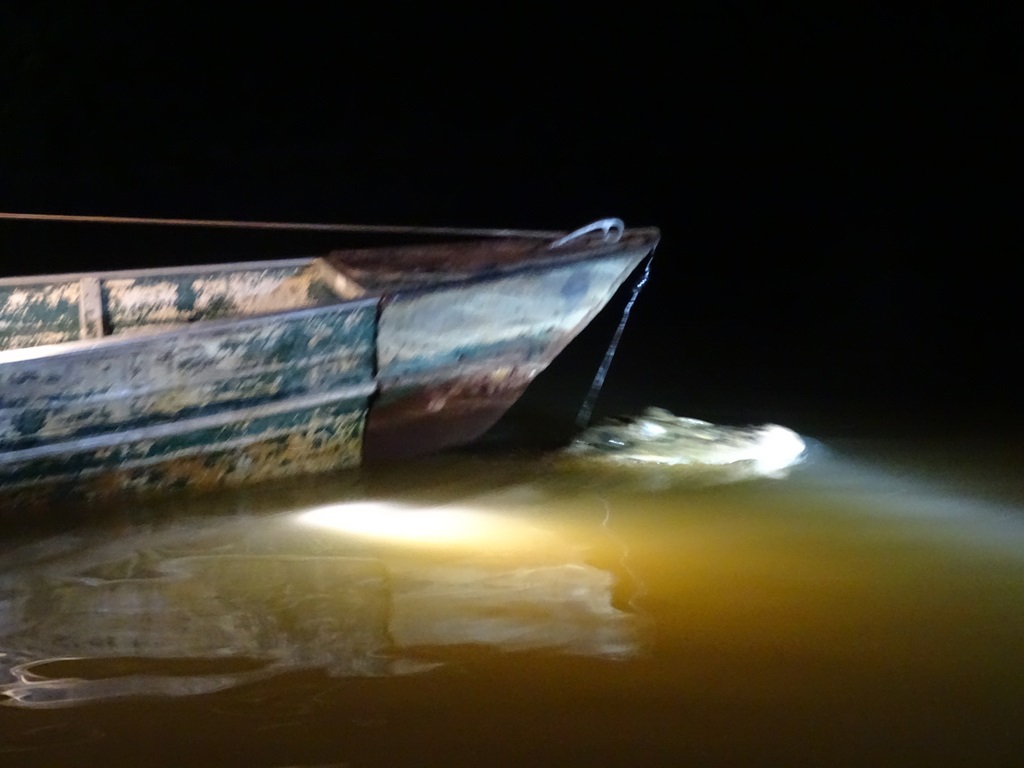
(1, 7), (1017, 437)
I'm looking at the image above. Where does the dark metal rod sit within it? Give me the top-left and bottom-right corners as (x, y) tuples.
(576, 255), (655, 428)
(0, 211), (564, 239)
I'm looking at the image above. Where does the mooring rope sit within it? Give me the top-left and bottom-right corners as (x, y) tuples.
(575, 254), (655, 428)
(0, 211), (564, 239)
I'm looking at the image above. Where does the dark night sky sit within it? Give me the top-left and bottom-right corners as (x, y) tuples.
(0, 7), (1018, 436)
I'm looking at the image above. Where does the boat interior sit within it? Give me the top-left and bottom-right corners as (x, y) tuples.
(0, 227), (655, 354)
(0, 259), (347, 352)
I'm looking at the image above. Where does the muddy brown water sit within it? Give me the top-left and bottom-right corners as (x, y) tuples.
(1, 434), (1023, 766)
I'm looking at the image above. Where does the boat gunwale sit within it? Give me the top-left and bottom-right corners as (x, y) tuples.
(326, 229), (661, 295)
(0, 228), (660, 366)
(0, 256), (317, 287)
(0, 295), (381, 366)
(0, 226), (660, 288)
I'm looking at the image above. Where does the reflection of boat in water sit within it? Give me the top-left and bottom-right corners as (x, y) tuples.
(0, 507), (636, 708)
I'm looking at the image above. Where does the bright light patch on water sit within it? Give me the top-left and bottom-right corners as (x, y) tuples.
(294, 501), (553, 550)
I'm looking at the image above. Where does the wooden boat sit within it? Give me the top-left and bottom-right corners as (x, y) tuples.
(0, 218), (659, 504)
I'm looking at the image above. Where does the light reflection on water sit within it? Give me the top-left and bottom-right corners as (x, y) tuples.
(1, 438), (1024, 764)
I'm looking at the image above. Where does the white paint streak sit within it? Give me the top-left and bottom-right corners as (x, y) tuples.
(105, 279), (182, 325)
(1, 283), (80, 314)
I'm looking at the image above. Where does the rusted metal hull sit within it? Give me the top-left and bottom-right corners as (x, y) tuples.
(358, 240), (654, 461)
(0, 224), (659, 504)
(363, 369), (535, 462)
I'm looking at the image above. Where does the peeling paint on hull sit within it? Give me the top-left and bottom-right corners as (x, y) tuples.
(363, 368), (536, 462)
(0, 304), (376, 449)
(0, 390), (370, 508)
(0, 226), (659, 506)
(358, 239), (653, 462)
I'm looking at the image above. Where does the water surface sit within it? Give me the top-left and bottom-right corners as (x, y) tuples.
(1, 436), (1023, 766)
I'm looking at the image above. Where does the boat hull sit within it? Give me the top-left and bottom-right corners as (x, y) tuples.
(1, 389), (371, 507)
(0, 225), (659, 505)
(362, 247), (649, 461)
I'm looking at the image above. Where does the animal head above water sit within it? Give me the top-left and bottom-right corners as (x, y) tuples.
(566, 407), (807, 479)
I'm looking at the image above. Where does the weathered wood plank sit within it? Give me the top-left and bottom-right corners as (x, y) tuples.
(0, 281), (82, 351)
(78, 276), (105, 339)
(0, 302), (377, 449)
(0, 387), (372, 502)
(101, 264), (339, 334)
(0, 259), (340, 351)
